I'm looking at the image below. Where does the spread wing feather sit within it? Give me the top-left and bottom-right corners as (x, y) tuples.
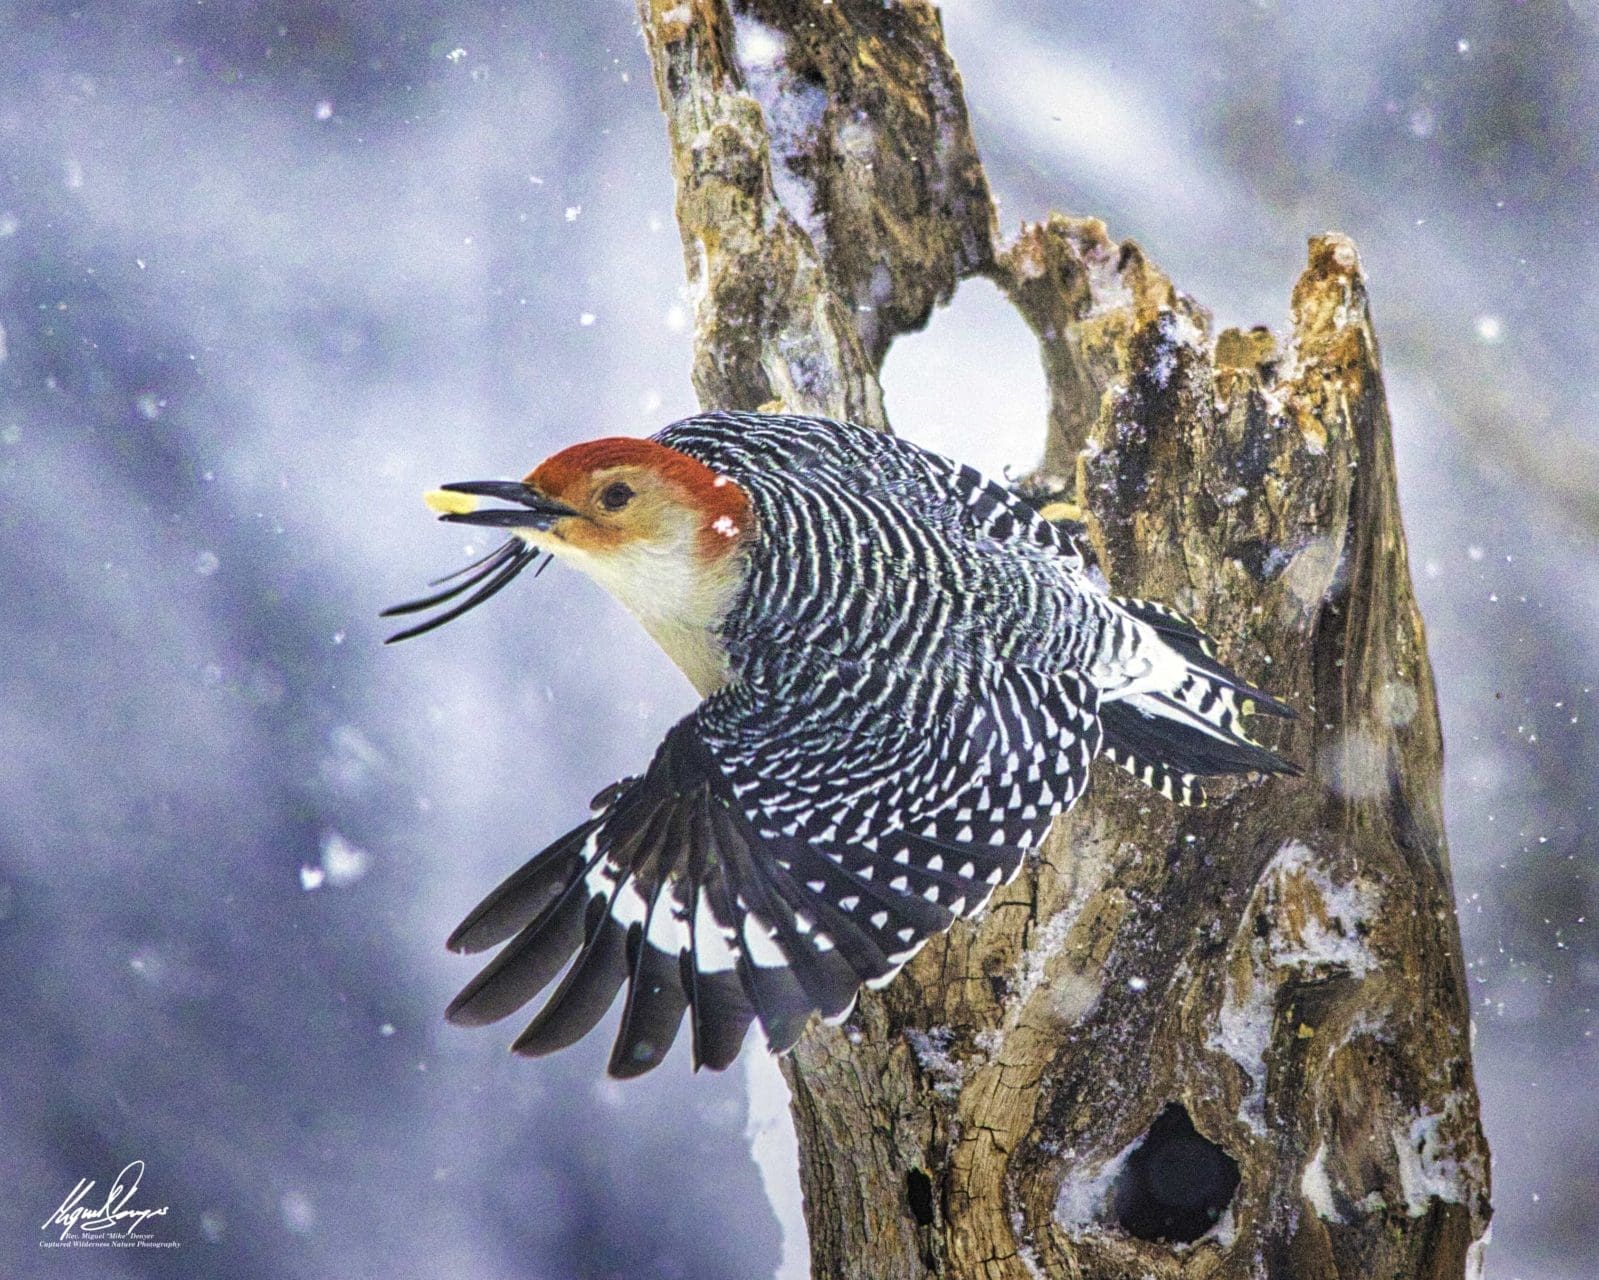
(445, 666), (1099, 1075)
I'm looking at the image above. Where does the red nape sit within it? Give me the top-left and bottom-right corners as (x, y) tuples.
(527, 436), (752, 551)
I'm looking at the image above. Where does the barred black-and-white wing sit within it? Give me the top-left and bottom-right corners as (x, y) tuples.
(444, 660), (1100, 1077)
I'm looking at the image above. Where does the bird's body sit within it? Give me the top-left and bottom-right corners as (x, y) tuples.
(387, 412), (1296, 1077)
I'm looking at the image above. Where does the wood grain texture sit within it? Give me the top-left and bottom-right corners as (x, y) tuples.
(638, 4), (1490, 1276)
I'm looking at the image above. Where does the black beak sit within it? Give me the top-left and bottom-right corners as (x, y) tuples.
(433, 480), (580, 530)
(381, 478), (570, 643)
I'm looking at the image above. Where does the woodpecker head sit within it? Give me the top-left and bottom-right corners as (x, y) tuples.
(385, 437), (753, 690)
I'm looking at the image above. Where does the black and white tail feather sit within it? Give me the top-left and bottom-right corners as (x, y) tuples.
(1097, 596), (1298, 807)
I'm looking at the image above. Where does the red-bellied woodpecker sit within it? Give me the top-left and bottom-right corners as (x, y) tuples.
(386, 412), (1297, 1078)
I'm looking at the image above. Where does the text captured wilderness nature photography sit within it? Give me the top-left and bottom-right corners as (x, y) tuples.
(1, 1), (1594, 1278)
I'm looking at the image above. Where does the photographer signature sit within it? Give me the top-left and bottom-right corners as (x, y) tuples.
(42, 1160), (171, 1241)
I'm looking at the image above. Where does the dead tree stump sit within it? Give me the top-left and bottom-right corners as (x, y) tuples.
(637, 3), (1491, 1276)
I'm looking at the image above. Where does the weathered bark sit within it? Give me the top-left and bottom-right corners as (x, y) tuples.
(638, 3), (1491, 1277)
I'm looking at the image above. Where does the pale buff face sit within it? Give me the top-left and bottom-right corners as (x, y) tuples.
(390, 437), (753, 689)
(519, 463), (750, 696)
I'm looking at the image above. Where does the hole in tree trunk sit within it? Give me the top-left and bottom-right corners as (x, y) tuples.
(878, 276), (1047, 478)
(905, 1168), (935, 1227)
(1111, 1103), (1240, 1244)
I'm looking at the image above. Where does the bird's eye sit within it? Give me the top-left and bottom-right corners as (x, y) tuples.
(599, 481), (635, 512)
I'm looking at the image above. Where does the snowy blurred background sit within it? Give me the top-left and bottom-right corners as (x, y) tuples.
(1, 1), (1593, 1276)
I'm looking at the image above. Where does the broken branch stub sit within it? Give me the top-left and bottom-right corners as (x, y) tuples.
(637, 4), (1489, 1277)
(637, 0), (994, 425)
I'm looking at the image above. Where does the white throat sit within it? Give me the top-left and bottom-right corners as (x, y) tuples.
(531, 527), (743, 697)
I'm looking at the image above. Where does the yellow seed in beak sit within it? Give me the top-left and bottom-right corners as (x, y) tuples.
(424, 488), (480, 516)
